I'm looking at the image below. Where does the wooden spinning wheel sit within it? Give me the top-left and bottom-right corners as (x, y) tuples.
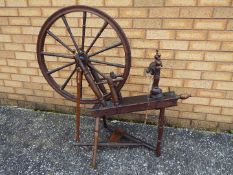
(37, 5), (131, 104)
(37, 5), (190, 169)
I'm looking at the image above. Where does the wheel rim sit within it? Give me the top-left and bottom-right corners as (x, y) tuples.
(37, 5), (131, 103)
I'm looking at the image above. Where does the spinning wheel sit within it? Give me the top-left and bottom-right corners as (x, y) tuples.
(37, 5), (190, 169)
(37, 5), (131, 104)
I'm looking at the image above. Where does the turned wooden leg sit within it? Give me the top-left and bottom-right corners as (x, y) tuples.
(156, 108), (165, 157)
(92, 117), (100, 168)
(76, 68), (82, 142)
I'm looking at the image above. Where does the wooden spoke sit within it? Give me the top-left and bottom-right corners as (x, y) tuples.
(62, 15), (79, 51)
(90, 68), (107, 95)
(47, 30), (74, 53)
(86, 21), (108, 54)
(41, 51), (75, 59)
(88, 63), (107, 79)
(90, 59), (125, 68)
(47, 61), (76, 75)
(88, 41), (122, 58)
(61, 68), (76, 90)
(81, 11), (87, 51)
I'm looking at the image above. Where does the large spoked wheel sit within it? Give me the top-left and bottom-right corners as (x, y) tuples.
(37, 5), (131, 104)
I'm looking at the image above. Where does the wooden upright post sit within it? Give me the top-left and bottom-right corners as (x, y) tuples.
(156, 108), (165, 157)
(76, 67), (82, 142)
(92, 117), (100, 168)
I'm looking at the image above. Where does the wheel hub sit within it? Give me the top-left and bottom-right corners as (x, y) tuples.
(75, 50), (89, 64)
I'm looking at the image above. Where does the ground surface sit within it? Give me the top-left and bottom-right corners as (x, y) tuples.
(0, 106), (232, 175)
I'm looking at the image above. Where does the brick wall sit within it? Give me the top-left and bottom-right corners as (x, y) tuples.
(0, 0), (233, 130)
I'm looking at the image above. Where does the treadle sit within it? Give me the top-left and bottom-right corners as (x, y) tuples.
(109, 128), (124, 142)
(92, 91), (179, 117)
(74, 123), (156, 150)
(105, 124), (156, 150)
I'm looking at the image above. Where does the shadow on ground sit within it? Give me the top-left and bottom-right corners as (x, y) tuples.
(0, 106), (232, 175)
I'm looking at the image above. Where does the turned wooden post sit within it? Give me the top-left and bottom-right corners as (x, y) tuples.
(156, 108), (165, 157)
(76, 67), (82, 142)
(92, 117), (100, 168)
